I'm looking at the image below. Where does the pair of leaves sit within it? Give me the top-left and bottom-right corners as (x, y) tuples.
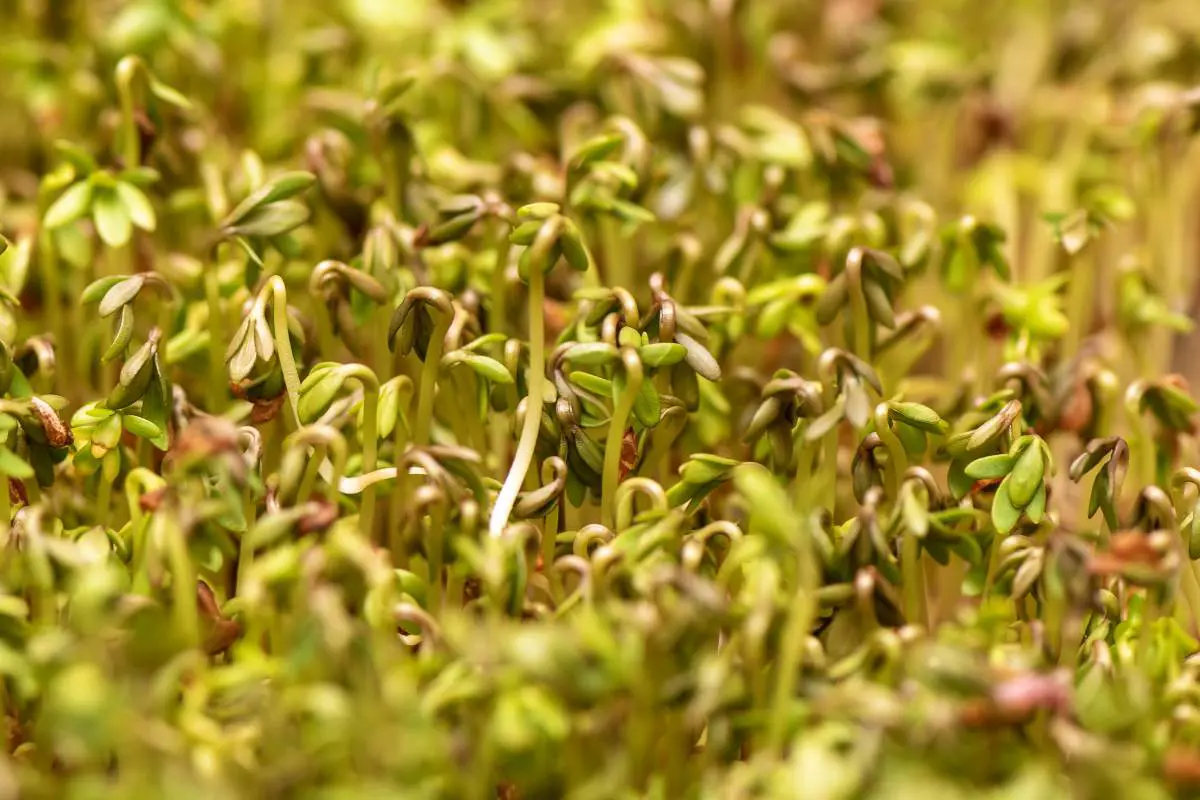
(1068, 437), (1129, 532)
(939, 216), (1010, 293)
(816, 247), (905, 330)
(44, 174), (157, 248)
(966, 435), (1051, 534)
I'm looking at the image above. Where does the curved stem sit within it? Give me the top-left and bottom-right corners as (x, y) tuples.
(357, 382), (380, 538)
(872, 405), (908, 503)
(414, 315), (451, 447)
(295, 443), (327, 504)
(602, 350), (644, 530)
(489, 265), (545, 537)
(846, 250), (872, 360)
(266, 276), (302, 427)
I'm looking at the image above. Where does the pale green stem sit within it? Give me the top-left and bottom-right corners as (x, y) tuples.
(205, 267), (226, 413)
(414, 316), (451, 448)
(115, 58), (141, 170)
(427, 504), (446, 613)
(601, 350), (644, 530)
(39, 231), (64, 371)
(0, 470), (9, 544)
(161, 513), (199, 647)
(766, 540), (819, 752)
(489, 265), (545, 537)
(266, 276), (302, 427)
(295, 444), (325, 504)
(872, 406), (907, 503)
(340, 367), (380, 539)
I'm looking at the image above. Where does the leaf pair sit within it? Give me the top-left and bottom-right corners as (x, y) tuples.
(82, 273), (173, 362)
(743, 370), (823, 470)
(218, 171), (316, 264)
(1069, 437), (1129, 532)
(816, 247), (905, 333)
(107, 330), (169, 420)
(882, 401), (948, 459)
(938, 215), (1010, 293)
(510, 204), (590, 280)
(965, 434), (1052, 534)
(665, 454), (740, 512)
(43, 169), (158, 248)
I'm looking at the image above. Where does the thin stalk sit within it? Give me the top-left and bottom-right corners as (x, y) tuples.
(0, 470), (9, 544)
(236, 484), (257, 597)
(541, 477), (562, 589)
(766, 538), (819, 752)
(982, 532), (1005, 602)
(39, 231), (64, 369)
(295, 443), (327, 504)
(872, 406), (907, 502)
(96, 450), (119, 528)
(426, 504), (446, 613)
(205, 267), (225, 412)
(341, 367), (380, 539)
(413, 316), (451, 447)
(161, 512), (199, 648)
(846, 250), (872, 360)
(266, 276), (302, 427)
(601, 350), (644, 530)
(489, 233), (513, 474)
(125, 469), (164, 595)
(600, 215), (630, 291)
(390, 408), (414, 557)
(489, 264), (546, 537)
(900, 529), (924, 628)
(114, 58), (142, 170)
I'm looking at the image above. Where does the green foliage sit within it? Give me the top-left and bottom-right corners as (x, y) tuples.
(4, 1), (1200, 798)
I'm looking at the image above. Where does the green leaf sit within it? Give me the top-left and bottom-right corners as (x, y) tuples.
(732, 463), (795, 545)
(455, 353), (513, 385)
(222, 172), (316, 228)
(148, 77), (193, 110)
(570, 133), (624, 169)
(93, 188), (133, 247)
(298, 369), (348, 423)
(565, 342), (620, 366)
(638, 342), (687, 368)
(227, 334), (259, 383)
(889, 402), (947, 434)
(558, 218), (590, 272)
(965, 454), (1014, 480)
(115, 181), (157, 232)
(121, 414), (162, 440)
(43, 181), (94, 229)
(0, 447), (33, 480)
(1007, 441), (1045, 508)
(81, 275), (127, 305)
(102, 304), (135, 363)
(992, 476), (1021, 534)
(568, 371), (612, 397)
(226, 200), (310, 238)
(633, 379), (661, 427)
(98, 275), (146, 318)
(1025, 481), (1047, 523)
